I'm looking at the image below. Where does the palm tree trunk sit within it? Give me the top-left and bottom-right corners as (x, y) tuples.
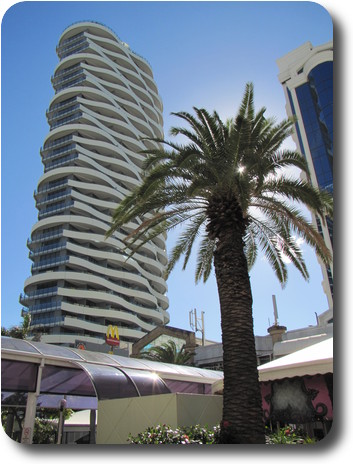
(214, 229), (265, 444)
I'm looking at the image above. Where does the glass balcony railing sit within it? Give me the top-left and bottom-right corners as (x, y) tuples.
(41, 135), (73, 153)
(41, 146), (76, 164)
(34, 179), (69, 197)
(30, 316), (65, 328)
(59, 41), (89, 60)
(47, 96), (78, 114)
(50, 113), (82, 130)
(54, 68), (84, 86)
(47, 104), (80, 123)
(29, 242), (67, 258)
(38, 199), (73, 215)
(27, 228), (64, 246)
(27, 301), (62, 313)
(20, 286), (58, 302)
(51, 65), (82, 85)
(57, 31), (85, 48)
(31, 255), (69, 271)
(36, 190), (71, 207)
(44, 153), (78, 172)
(55, 77), (86, 94)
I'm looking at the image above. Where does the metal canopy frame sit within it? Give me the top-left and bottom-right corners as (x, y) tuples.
(1, 336), (223, 444)
(1, 336), (223, 406)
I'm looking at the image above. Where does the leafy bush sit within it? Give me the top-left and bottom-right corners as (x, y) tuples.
(129, 423), (315, 445)
(32, 418), (57, 444)
(266, 425), (315, 445)
(128, 423), (220, 444)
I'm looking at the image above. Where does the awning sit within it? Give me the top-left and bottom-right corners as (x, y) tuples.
(1, 336), (223, 408)
(258, 337), (333, 381)
(211, 337), (333, 394)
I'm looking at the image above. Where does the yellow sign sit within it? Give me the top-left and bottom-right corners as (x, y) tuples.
(106, 325), (120, 347)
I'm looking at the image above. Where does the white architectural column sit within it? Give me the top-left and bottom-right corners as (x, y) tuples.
(21, 359), (45, 444)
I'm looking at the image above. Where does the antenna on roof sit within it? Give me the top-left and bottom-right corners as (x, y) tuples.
(189, 308), (205, 346)
(267, 295), (287, 342)
(272, 295), (279, 326)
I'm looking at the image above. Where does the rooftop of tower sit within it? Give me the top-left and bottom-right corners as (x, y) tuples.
(59, 20), (152, 70)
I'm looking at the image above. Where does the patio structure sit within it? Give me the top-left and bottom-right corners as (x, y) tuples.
(1, 336), (223, 444)
(1, 336), (333, 443)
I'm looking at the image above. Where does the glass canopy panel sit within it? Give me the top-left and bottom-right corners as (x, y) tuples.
(127, 358), (180, 375)
(104, 354), (155, 369)
(77, 362), (138, 401)
(69, 348), (123, 366)
(1, 360), (38, 392)
(158, 363), (223, 380)
(40, 365), (96, 396)
(121, 368), (170, 396)
(1, 337), (41, 354)
(27, 342), (85, 360)
(159, 364), (199, 376)
(187, 367), (224, 379)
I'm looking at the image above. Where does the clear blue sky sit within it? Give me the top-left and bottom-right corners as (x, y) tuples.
(1, 1), (333, 342)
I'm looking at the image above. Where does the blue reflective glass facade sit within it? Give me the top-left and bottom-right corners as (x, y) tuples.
(294, 61), (333, 299)
(295, 61), (333, 193)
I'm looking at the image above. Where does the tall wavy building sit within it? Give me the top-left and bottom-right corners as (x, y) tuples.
(20, 22), (170, 350)
(277, 41), (333, 313)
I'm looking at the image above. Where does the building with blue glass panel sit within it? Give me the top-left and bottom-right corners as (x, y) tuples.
(277, 41), (333, 313)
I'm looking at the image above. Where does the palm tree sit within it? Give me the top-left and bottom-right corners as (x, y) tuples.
(138, 340), (193, 365)
(107, 83), (332, 443)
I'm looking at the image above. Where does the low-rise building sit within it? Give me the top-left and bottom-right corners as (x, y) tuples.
(132, 308), (333, 371)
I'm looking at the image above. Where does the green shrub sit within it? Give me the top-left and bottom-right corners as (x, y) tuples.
(32, 418), (57, 444)
(129, 423), (315, 445)
(128, 423), (220, 444)
(266, 425), (316, 445)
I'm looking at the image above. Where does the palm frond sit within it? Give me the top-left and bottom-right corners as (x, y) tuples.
(271, 149), (309, 174)
(251, 197), (332, 267)
(107, 82), (332, 290)
(243, 224), (258, 271)
(166, 213), (207, 277)
(259, 178), (333, 221)
(249, 216), (289, 285)
(195, 235), (216, 283)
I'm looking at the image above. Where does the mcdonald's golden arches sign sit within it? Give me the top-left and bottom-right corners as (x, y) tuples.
(105, 325), (120, 347)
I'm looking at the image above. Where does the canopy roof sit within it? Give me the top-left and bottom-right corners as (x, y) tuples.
(211, 337), (333, 394)
(258, 337), (333, 381)
(1, 337), (223, 409)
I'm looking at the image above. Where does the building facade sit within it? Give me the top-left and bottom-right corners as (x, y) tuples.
(130, 313), (333, 371)
(193, 317), (333, 371)
(20, 22), (170, 349)
(276, 41), (333, 310)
